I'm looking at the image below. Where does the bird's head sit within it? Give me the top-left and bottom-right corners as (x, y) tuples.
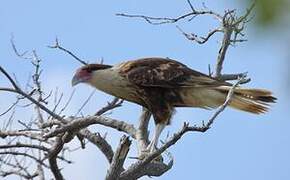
(71, 64), (112, 86)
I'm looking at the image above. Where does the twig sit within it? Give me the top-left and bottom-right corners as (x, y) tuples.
(0, 88), (64, 122)
(177, 26), (222, 44)
(10, 34), (29, 59)
(48, 38), (87, 65)
(0, 143), (48, 152)
(0, 99), (19, 117)
(31, 51), (46, 125)
(74, 90), (95, 116)
(0, 170), (38, 179)
(0, 66), (20, 90)
(116, 8), (222, 25)
(58, 89), (75, 115)
(95, 97), (123, 116)
(0, 152), (48, 168)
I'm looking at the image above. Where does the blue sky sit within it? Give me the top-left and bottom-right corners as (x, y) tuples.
(0, 0), (289, 180)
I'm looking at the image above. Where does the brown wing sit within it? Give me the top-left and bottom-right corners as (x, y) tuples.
(119, 57), (230, 88)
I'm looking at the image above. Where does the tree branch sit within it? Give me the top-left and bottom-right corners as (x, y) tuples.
(177, 26), (222, 44)
(79, 129), (114, 163)
(0, 152), (49, 168)
(95, 97), (124, 116)
(0, 143), (48, 152)
(48, 38), (87, 65)
(47, 136), (65, 180)
(105, 136), (131, 180)
(116, 6), (222, 25)
(0, 130), (44, 141)
(215, 26), (232, 77)
(43, 116), (137, 139)
(136, 108), (151, 156)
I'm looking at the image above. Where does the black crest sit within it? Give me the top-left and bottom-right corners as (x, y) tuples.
(81, 64), (112, 72)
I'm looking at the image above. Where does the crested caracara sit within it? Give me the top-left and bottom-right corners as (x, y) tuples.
(72, 57), (276, 152)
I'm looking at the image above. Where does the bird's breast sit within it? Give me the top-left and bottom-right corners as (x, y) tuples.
(89, 69), (142, 104)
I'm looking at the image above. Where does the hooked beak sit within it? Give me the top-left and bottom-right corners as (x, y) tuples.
(71, 74), (83, 86)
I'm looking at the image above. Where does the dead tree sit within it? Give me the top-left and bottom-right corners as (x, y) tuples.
(0, 1), (255, 179)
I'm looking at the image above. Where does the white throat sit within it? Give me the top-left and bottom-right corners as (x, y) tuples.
(88, 68), (135, 100)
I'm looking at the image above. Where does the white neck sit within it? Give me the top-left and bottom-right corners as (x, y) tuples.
(87, 68), (134, 100)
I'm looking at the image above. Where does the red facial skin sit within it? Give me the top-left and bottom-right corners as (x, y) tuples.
(72, 68), (92, 86)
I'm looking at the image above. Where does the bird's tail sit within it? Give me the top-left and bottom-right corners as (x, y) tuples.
(215, 86), (277, 114)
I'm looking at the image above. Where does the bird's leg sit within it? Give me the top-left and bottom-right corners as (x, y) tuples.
(140, 103), (172, 160)
(147, 123), (166, 153)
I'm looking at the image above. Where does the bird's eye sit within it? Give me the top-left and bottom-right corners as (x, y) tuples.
(85, 68), (92, 73)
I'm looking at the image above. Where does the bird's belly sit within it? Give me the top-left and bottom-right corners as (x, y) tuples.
(109, 86), (137, 101)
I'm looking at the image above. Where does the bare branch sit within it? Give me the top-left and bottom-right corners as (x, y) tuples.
(0, 143), (48, 152)
(0, 99), (19, 117)
(0, 88), (64, 121)
(195, 77), (244, 130)
(0, 130), (44, 141)
(74, 90), (95, 116)
(36, 164), (45, 180)
(120, 160), (173, 180)
(219, 72), (251, 84)
(214, 23), (233, 77)
(47, 136), (65, 180)
(214, 4), (255, 77)
(116, 9), (222, 25)
(10, 34), (29, 59)
(48, 38), (87, 65)
(31, 51), (46, 125)
(105, 136), (131, 180)
(0, 169), (38, 179)
(116, 2), (222, 25)
(0, 152), (48, 168)
(58, 89), (75, 115)
(177, 26), (222, 44)
(187, 0), (195, 12)
(117, 2), (255, 81)
(79, 129), (114, 163)
(43, 116), (137, 139)
(136, 108), (151, 156)
(0, 66), (20, 90)
(95, 97), (124, 116)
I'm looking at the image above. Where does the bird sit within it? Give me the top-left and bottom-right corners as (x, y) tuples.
(71, 57), (276, 153)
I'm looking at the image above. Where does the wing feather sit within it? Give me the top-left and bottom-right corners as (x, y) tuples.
(119, 57), (230, 88)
